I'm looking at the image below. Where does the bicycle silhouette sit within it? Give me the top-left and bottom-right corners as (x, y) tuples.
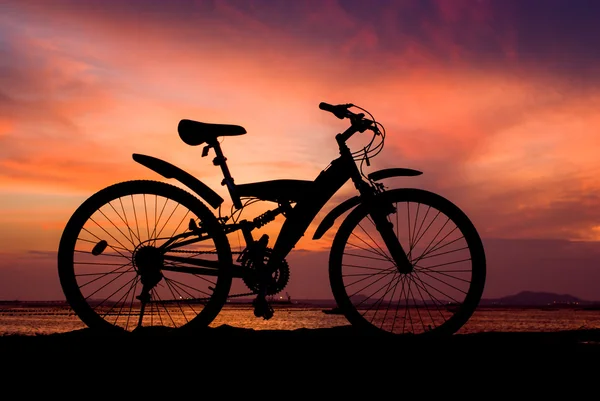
(57, 102), (486, 337)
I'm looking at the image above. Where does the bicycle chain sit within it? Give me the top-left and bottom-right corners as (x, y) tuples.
(166, 248), (256, 299)
(168, 249), (243, 255)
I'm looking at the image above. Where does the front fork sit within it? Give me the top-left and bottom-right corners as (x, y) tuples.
(365, 191), (414, 274)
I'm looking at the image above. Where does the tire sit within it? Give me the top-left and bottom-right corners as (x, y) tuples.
(57, 180), (233, 333)
(329, 188), (486, 337)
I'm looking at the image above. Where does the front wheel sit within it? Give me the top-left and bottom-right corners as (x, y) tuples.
(57, 180), (233, 333)
(329, 188), (486, 337)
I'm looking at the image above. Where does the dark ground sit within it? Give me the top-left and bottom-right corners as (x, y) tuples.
(2, 325), (598, 392)
(3, 324), (600, 359)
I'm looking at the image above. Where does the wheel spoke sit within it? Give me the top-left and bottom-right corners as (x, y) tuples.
(332, 188), (485, 336)
(58, 181), (232, 333)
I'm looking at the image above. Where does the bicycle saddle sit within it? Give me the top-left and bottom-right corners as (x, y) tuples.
(178, 119), (247, 146)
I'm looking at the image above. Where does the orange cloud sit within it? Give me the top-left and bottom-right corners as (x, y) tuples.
(3, 0), (600, 247)
(2, 0), (600, 304)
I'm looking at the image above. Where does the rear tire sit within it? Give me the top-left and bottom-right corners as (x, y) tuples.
(57, 180), (232, 333)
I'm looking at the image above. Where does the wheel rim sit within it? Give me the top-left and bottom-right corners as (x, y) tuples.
(332, 189), (485, 336)
(59, 183), (231, 332)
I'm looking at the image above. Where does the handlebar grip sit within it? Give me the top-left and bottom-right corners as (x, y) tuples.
(319, 102), (336, 112)
(319, 102), (352, 119)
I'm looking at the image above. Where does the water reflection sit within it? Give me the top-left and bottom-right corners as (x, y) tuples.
(1, 306), (599, 336)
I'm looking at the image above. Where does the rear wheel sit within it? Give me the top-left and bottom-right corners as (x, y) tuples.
(57, 180), (232, 333)
(329, 188), (486, 337)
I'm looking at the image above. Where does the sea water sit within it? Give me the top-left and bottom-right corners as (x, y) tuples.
(1, 305), (599, 336)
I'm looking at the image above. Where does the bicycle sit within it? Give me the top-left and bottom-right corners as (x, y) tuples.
(57, 102), (486, 337)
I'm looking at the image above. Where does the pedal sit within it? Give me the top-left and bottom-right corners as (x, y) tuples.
(136, 290), (151, 303)
(252, 296), (274, 320)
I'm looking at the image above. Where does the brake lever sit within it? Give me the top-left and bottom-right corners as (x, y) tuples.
(334, 105), (355, 119)
(350, 113), (365, 123)
(351, 114), (374, 132)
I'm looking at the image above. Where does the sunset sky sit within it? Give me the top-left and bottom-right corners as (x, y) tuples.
(1, 0), (600, 301)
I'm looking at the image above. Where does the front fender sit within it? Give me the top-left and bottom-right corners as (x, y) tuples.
(367, 167), (422, 181)
(312, 167), (423, 240)
(132, 153), (224, 209)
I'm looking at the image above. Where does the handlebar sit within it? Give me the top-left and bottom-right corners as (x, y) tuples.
(319, 102), (379, 135)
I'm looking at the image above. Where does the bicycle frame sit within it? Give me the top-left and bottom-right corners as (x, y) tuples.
(58, 101), (484, 335)
(241, 142), (361, 273)
(137, 117), (421, 279)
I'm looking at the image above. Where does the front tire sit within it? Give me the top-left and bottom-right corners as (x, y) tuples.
(329, 188), (486, 337)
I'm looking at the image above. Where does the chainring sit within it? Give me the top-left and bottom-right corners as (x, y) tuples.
(239, 247), (290, 296)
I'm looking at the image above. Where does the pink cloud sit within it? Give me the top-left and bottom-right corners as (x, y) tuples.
(1, 0), (600, 303)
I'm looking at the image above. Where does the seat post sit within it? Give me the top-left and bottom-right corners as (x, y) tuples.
(209, 139), (243, 209)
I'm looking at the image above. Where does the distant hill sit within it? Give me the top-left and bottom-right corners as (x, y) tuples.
(481, 291), (599, 306)
(2, 292), (599, 308)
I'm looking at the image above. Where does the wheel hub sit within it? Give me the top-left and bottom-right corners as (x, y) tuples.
(133, 245), (164, 288)
(397, 261), (414, 274)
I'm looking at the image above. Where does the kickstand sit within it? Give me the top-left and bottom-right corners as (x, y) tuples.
(136, 287), (151, 328)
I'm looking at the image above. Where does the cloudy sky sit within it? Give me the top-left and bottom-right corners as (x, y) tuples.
(1, 0), (600, 300)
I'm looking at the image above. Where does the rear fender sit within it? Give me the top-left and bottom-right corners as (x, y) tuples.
(132, 153), (224, 209)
